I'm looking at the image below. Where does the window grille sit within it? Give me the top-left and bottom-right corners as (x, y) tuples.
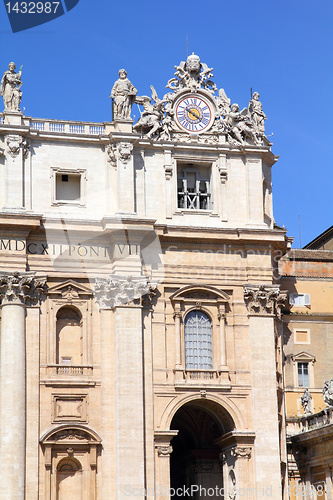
(184, 310), (213, 369)
(177, 168), (211, 210)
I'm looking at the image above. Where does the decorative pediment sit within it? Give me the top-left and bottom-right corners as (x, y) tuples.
(48, 280), (93, 300)
(40, 424), (101, 445)
(291, 352), (316, 363)
(171, 285), (230, 303)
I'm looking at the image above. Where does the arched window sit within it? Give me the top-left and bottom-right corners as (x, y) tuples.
(56, 307), (82, 365)
(184, 310), (213, 369)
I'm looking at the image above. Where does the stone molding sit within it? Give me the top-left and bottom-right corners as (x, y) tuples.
(0, 271), (47, 306)
(94, 274), (157, 309)
(118, 142), (133, 163)
(243, 284), (287, 317)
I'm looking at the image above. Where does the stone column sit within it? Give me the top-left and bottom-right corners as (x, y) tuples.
(243, 284), (287, 499)
(154, 431), (178, 500)
(95, 275), (156, 499)
(0, 272), (46, 500)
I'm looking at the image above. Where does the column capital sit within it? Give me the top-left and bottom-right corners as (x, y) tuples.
(243, 284), (287, 317)
(0, 272), (47, 306)
(94, 274), (157, 309)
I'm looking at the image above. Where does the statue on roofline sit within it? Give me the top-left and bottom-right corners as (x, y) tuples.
(110, 69), (137, 120)
(166, 53), (217, 93)
(249, 91), (267, 136)
(1, 62), (23, 112)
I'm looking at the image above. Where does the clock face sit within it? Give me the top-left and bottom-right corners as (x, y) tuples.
(175, 95), (213, 133)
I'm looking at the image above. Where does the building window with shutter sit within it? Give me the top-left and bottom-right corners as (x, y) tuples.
(289, 293), (311, 306)
(184, 310), (213, 369)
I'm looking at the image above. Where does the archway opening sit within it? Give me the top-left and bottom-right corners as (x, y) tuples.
(170, 400), (234, 499)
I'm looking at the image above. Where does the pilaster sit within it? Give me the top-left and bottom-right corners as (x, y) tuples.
(95, 275), (156, 499)
(243, 284), (287, 499)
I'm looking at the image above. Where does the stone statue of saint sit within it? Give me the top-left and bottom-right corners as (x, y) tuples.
(110, 69), (137, 120)
(301, 388), (313, 414)
(1, 62), (23, 112)
(249, 92), (267, 135)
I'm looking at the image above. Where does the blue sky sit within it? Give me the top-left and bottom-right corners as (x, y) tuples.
(1, 0), (332, 247)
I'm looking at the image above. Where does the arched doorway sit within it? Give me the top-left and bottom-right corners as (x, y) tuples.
(170, 400), (235, 499)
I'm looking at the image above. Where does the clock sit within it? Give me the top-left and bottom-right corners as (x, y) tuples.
(175, 94), (214, 133)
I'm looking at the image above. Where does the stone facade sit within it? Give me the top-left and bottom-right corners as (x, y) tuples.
(0, 56), (292, 499)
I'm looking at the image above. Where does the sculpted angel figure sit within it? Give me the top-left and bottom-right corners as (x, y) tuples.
(110, 69), (137, 120)
(133, 86), (164, 139)
(249, 92), (267, 135)
(1, 62), (23, 111)
(224, 103), (259, 146)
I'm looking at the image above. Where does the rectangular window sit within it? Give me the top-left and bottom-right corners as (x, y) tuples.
(289, 293), (311, 306)
(177, 163), (211, 210)
(55, 173), (81, 202)
(298, 362), (309, 387)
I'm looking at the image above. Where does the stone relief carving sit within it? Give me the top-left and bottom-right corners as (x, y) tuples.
(166, 53), (217, 94)
(118, 142), (133, 164)
(131, 54), (267, 146)
(301, 388), (313, 414)
(323, 379), (333, 407)
(6, 135), (29, 159)
(156, 445), (173, 457)
(110, 69), (137, 120)
(243, 284), (287, 317)
(0, 272), (47, 306)
(94, 275), (157, 309)
(106, 143), (117, 167)
(231, 447), (252, 459)
(1, 62), (23, 111)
